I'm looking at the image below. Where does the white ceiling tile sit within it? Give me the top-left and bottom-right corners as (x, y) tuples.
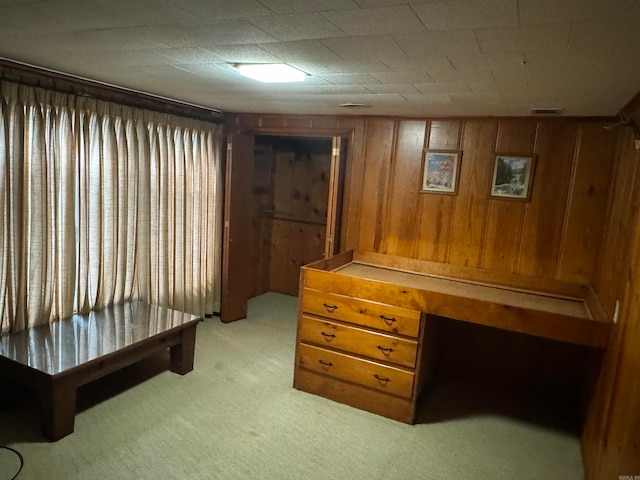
(322, 60), (392, 74)
(355, 0), (437, 7)
(246, 13), (347, 41)
(317, 85), (373, 94)
(1, 1), (117, 34)
(475, 24), (571, 54)
(380, 56), (453, 73)
(0, 0), (637, 116)
(321, 6), (426, 36)
(414, 82), (471, 94)
(155, 47), (226, 64)
(92, 0), (200, 27)
(171, 0), (273, 19)
(518, 0), (637, 24)
(69, 50), (177, 67)
(260, 40), (344, 63)
(317, 73), (381, 85)
(394, 31), (481, 57)
(322, 36), (407, 60)
(365, 83), (420, 94)
(256, 0), (360, 14)
(402, 93), (454, 105)
(568, 18), (640, 53)
(204, 45), (281, 63)
(370, 71), (435, 84)
(179, 21), (279, 46)
(411, 0), (519, 31)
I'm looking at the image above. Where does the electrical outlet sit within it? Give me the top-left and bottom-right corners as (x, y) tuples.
(613, 300), (620, 324)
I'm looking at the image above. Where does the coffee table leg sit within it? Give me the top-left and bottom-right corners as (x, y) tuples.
(170, 326), (196, 375)
(40, 377), (77, 441)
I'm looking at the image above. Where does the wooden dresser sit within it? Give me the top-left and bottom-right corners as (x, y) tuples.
(293, 250), (611, 424)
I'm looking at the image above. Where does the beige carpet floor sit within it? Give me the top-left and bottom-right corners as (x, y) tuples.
(0, 292), (584, 479)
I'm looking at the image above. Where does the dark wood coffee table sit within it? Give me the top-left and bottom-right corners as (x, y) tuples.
(0, 301), (202, 441)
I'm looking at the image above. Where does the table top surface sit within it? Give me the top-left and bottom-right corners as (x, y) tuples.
(0, 301), (201, 376)
(335, 262), (592, 320)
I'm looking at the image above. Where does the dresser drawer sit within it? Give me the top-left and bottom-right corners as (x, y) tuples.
(301, 289), (421, 338)
(299, 315), (419, 368)
(298, 343), (415, 399)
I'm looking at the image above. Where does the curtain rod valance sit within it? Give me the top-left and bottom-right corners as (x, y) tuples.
(0, 57), (224, 125)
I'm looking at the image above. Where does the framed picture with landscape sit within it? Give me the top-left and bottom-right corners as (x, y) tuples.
(490, 154), (536, 201)
(420, 150), (461, 194)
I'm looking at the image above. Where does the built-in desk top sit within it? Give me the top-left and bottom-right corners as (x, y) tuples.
(337, 262), (591, 320)
(302, 251), (611, 348)
(0, 301), (201, 376)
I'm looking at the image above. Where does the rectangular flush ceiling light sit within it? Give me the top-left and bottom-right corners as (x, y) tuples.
(235, 63), (307, 83)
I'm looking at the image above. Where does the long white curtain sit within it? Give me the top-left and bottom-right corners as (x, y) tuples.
(0, 80), (223, 334)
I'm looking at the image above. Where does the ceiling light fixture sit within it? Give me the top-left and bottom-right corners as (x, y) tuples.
(234, 63), (307, 83)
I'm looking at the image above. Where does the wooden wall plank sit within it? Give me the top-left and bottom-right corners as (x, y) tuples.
(481, 120), (536, 272)
(449, 120), (496, 267)
(593, 133), (639, 315)
(356, 118), (396, 252)
(415, 121), (460, 262)
(517, 121), (576, 278)
(557, 124), (617, 284)
(383, 120), (426, 257)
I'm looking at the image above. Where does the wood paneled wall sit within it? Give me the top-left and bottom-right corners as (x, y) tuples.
(583, 100), (640, 479)
(229, 113), (617, 286)
(347, 118), (617, 285)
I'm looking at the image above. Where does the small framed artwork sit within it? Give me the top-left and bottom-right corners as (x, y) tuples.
(421, 150), (461, 194)
(490, 154), (536, 201)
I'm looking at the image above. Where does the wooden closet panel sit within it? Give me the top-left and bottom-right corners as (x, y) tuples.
(481, 121), (536, 272)
(270, 219), (325, 296)
(448, 120), (496, 268)
(383, 120), (426, 257)
(517, 121), (576, 278)
(557, 124), (616, 284)
(357, 119), (396, 253)
(415, 121), (460, 262)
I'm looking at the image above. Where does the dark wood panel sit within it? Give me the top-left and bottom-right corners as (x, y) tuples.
(270, 220), (325, 296)
(557, 124), (616, 284)
(415, 121), (461, 262)
(517, 121), (576, 277)
(383, 120), (426, 257)
(357, 119), (396, 252)
(481, 121), (536, 272)
(449, 120), (496, 267)
(428, 120), (462, 150)
(583, 124), (640, 480)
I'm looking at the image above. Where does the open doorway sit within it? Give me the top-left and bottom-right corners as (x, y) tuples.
(249, 135), (332, 297)
(222, 132), (347, 322)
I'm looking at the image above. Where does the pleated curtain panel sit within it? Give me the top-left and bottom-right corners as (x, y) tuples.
(0, 80), (223, 334)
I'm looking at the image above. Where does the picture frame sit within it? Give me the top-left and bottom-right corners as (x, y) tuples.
(420, 150), (461, 194)
(490, 154), (536, 201)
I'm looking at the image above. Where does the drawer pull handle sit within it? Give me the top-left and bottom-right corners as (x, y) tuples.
(321, 332), (336, 341)
(376, 345), (394, 356)
(323, 303), (339, 313)
(374, 374), (391, 385)
(379, 315), (396, 326)
(318, 360), (333, 368)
